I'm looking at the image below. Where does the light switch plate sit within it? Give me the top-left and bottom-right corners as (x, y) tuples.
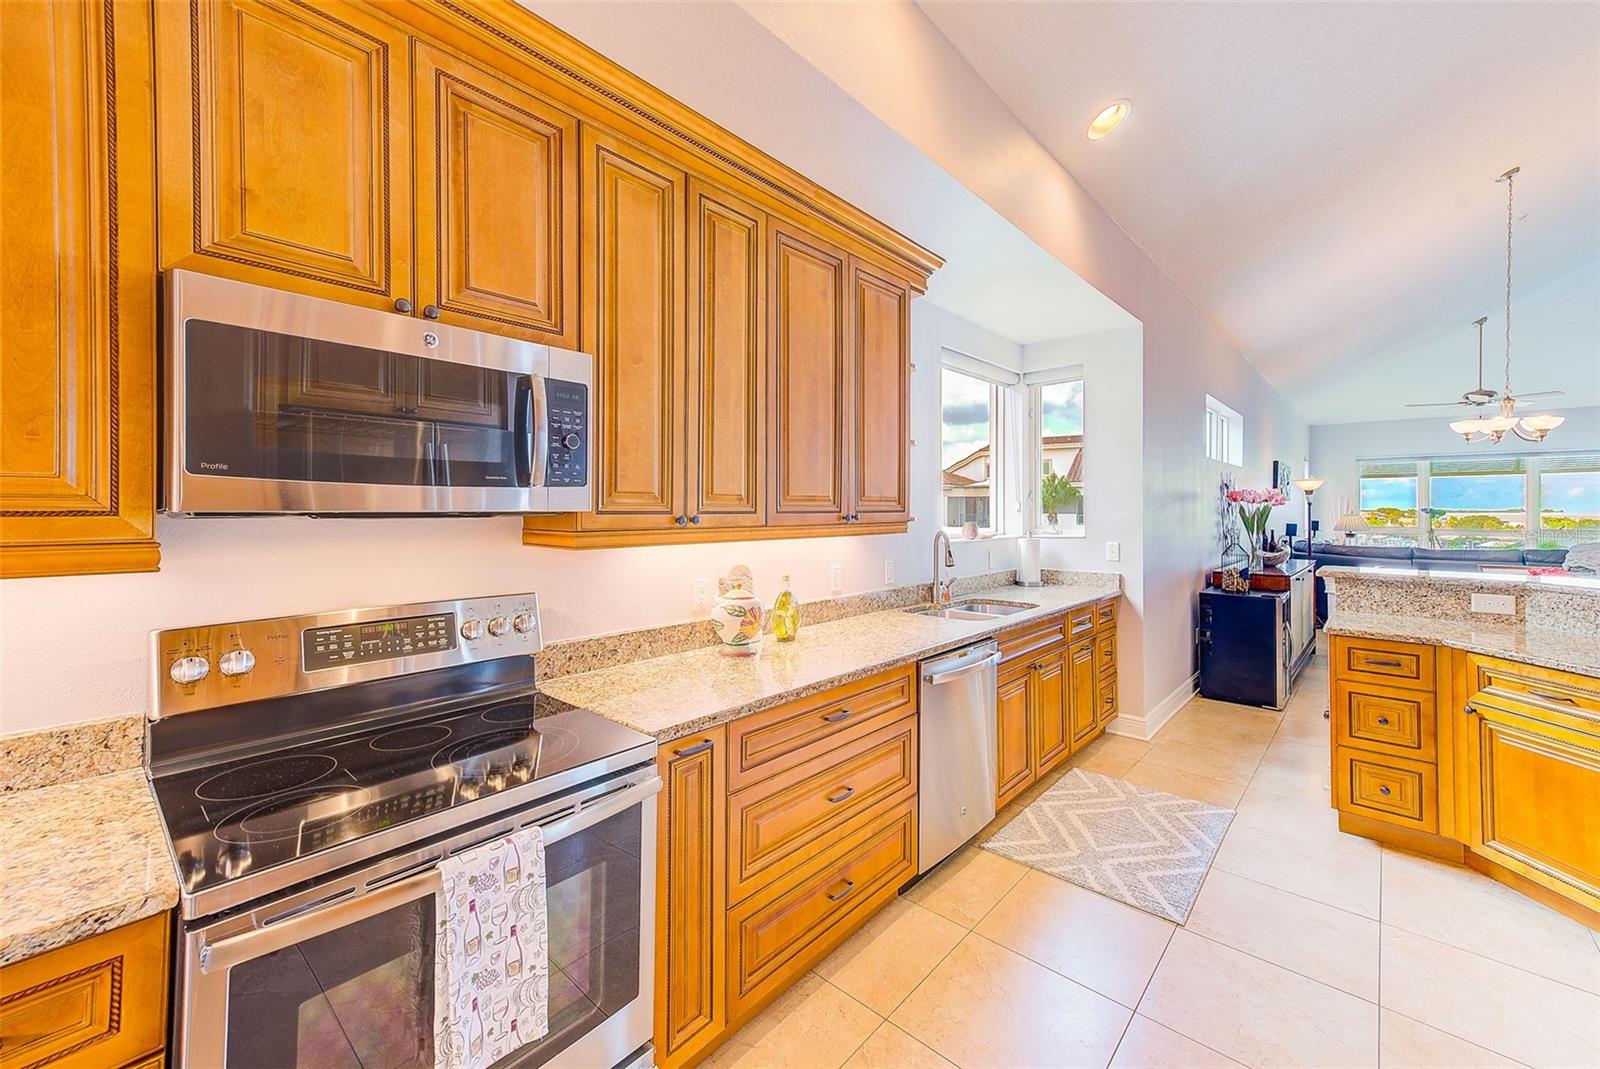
(1106, 541), (1121, 562)
(1470, 592), (1516, 615)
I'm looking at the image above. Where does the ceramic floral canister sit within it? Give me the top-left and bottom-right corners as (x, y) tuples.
(711, 567), (764, 655)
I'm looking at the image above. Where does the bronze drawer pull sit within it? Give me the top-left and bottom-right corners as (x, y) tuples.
(1377, 716), (1391, 726)
(1379, 786), (1392, 796)
(821, 709), (853, 723)
(1365, 658), (1404, 669)
(826, 786), (855, 804)
(672, 739), (714, 758)
(827, 879), (857, 902)
(1526, 688), (1577, 705)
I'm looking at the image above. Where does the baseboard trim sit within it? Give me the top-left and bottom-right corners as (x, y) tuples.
(1106, 672), (1198, 741)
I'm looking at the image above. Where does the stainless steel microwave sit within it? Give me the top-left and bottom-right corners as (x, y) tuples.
(163, 270), (592, 515)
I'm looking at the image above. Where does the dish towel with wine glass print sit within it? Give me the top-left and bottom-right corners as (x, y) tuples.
(435, 825), (549, 1069)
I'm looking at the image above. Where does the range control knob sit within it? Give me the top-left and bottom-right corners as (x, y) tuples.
(219, 649), (256, 677)
(169, 655), (210, 686)
(562, 432), (581, 450)
(460, 618), (485, 641)
(487, 616), (511, 637)
(512, 612), (537, 634)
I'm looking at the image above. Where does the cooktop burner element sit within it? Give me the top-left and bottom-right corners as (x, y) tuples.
(369, 723), (452, 752)
(194, 754), (338, 801)
(218, 786), (366, 845)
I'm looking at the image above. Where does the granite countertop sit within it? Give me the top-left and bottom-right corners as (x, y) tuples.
(541, 581), (1119, 741)
(1325, 610), (1600, 678)
(1319, 564), (1600, 592)
(0, 769), (178, 967)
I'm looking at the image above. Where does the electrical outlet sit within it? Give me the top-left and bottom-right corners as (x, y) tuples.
(883, 560), (895, 585)
(829, 564), (843, 594)
(692, 578), (711, 611)
(1470, 592), (1516, 615)
(1106, 541), (1121, 562)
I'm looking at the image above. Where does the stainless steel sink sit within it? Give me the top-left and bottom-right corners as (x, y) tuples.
(906, 598), (1037, 621)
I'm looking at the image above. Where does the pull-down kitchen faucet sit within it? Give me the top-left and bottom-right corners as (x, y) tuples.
(933, 529), (956, 605)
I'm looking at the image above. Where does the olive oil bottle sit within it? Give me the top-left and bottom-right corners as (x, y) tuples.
(773, 575), (800, 641)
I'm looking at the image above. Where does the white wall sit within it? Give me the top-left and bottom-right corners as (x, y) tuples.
(1309, 405), (1600, 527)
(0, 302), (1024, 735)
(735, 0), (1309, 718)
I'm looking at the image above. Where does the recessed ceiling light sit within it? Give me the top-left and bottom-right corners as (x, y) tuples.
(1086, 100), (1131, 141)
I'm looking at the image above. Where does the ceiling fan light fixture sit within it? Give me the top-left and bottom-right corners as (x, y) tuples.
(1086, 100), (1131, 140)
(1516, 413), (1565, 441)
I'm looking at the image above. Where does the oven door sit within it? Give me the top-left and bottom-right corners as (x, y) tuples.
(177, 773), (658, 1069)
(165, 269), (591, 515)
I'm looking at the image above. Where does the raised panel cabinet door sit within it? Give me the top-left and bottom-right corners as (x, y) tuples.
(1464, 701), (1600, 911)
(654, 727), (726, 1068)
(768, 223), (848, 525)
(1033, 652), (1071, 774)
(996, 668), (1034, 808)
(0, 0), (159, 578)
(155, 0), (411, 306)
(581, 125), (687, 527)
(1068, 640), (1099, 749)
(849, 264), (911, 521)
(686, 180), (766, 526)
(413, 43), (578, 346)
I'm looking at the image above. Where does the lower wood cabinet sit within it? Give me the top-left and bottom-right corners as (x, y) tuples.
(996, 665), (1035, 808)
(0, 912), (169, 1069)
(1067, 638), (1099, 748)
(654, 726), (726, 1069)
(1332, 639), (1600, 922)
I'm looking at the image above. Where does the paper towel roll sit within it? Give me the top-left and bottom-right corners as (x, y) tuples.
(1018, 537), (1041, 585)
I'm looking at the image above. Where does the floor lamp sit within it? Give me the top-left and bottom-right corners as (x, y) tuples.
(1292, 476), (1325, 552)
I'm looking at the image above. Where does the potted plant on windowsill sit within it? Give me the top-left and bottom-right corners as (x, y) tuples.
(1041, 473), (1083, 534)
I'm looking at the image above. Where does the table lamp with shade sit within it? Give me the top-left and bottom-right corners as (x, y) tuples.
(1334, 507), (1368, 544)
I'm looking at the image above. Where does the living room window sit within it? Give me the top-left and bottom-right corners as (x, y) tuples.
(1205, 395), (1242, 465)
(940, 363), (1003, 533)
(1353, 452), (1599, 549)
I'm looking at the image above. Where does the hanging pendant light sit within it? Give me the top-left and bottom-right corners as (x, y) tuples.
(1450, 167), (1565, 444)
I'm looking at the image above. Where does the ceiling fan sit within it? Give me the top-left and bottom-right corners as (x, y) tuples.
(1407, 167), (1565, 444)
(1405, 315), (1564, 411)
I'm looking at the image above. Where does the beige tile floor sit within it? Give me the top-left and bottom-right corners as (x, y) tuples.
(705, 640), (1600, 1069)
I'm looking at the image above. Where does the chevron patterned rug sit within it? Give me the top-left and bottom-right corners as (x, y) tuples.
(981, 768), (1234, 922)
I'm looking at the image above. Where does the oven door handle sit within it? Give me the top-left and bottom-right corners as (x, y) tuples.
(199, 868), (442, 975)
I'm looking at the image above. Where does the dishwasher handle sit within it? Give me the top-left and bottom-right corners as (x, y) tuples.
(924, 651), (1000, 686)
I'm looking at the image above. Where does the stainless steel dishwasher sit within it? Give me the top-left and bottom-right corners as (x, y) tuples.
(918, 639), (1000, 873)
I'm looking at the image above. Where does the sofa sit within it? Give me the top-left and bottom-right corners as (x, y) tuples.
(1291, 541), (1571, 625)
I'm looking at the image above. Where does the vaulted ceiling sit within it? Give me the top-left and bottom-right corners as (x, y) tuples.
(917, 1), (1599, 425)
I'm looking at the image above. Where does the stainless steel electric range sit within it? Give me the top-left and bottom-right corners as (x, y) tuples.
(145, 594), (658, 1069)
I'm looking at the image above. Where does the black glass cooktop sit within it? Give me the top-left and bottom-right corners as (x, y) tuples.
(150, 691), (653, 899)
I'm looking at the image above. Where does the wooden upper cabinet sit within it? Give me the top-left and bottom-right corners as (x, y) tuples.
(583, 126), (687, 526)
(0, 0), (159, 578)
(850, 264), (912, 522)
(155, 0), (411, 307)
(768, 223), (848, 526)
(412, 43), (577, 345)
(686, 180), (766, 527)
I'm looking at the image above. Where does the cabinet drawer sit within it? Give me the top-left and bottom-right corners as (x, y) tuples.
(1097, 675), (1117, 725)
(1095, 632), (1116, 674)
(1067, 606), (1097, 640)
(727, 803), (916, 1022)
(998, 614), (1065, 666)
(1334, 746), (1437, 833)
(1467, 655), (1600, 721)
(1095, 598), (1117, 632)
(727, 665), (914, 792)
(1331, 636), (1434, 692)
(1333, 682), (1435, 761)
(728, 717), (916, 903)
(0, 912), (168, 1069)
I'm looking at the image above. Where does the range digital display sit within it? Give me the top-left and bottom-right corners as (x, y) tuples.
(302, 613), (456, 671)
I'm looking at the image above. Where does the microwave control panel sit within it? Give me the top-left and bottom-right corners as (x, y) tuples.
(545, 379), (588, 488)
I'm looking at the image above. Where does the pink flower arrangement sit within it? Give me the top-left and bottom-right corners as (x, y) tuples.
(1225, 488), (1288, 507)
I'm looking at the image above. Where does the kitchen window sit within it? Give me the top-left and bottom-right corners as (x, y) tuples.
(1205, 395), (1242, 466)
(1034, 379), (1085, 535)
(940, 363), (1005, 533)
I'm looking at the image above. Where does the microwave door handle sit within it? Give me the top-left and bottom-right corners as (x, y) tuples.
(514, 374), (535, 487)
(528, 373), (549, 488)
(199, 868), (442, 975)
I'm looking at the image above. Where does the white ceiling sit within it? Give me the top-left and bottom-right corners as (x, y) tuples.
(917, 1), (1600, 424)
